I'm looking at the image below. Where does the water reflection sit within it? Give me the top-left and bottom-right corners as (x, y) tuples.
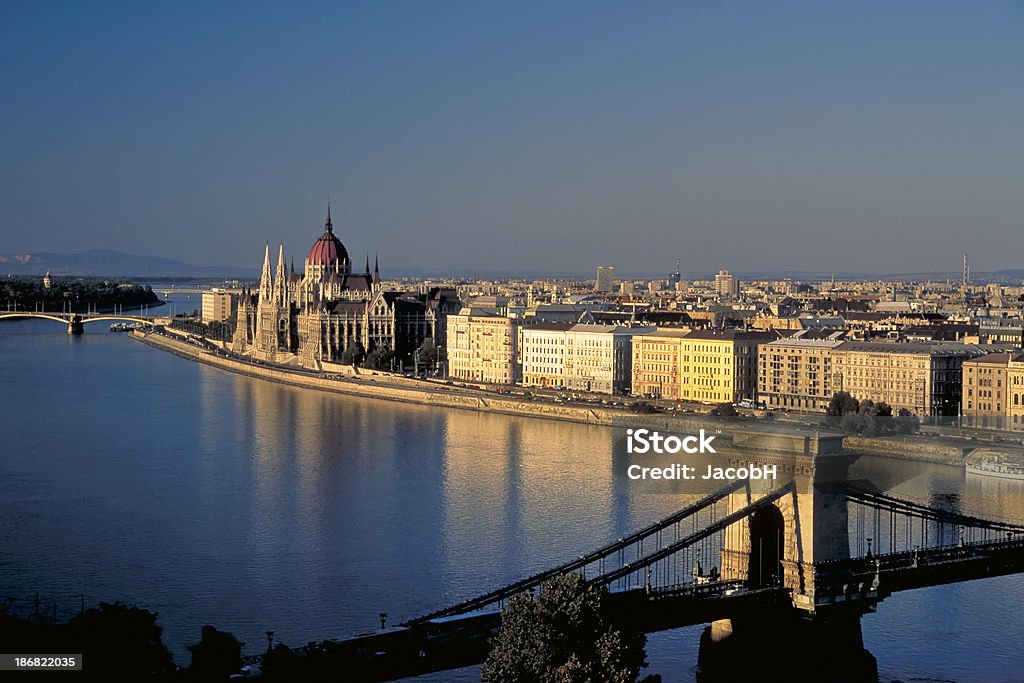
(0, 322), (1022, 681)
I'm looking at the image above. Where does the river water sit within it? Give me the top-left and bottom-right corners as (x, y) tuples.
(1, 312), (1022, 682)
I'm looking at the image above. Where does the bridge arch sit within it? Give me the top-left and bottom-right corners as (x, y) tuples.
(748, 504), (784, 588)
(0, 313), (70, 325)
(0, 313), (153, 326)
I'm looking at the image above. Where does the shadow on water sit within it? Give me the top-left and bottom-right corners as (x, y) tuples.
(696, 609), (878, 683)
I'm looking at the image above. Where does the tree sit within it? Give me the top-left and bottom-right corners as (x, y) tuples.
(826, 391), (859, 417)
(827, 392), (915, 436)
(361, 344), (394, 371)
(893, 408), (921, 435)
(709, 402), (737, 417)
(417, 338), (439, 370)
(64, 602), (175, 679)
(628, 401), (656, 414)
(481, 574), (657, 683)
(340, 342), (365, 366)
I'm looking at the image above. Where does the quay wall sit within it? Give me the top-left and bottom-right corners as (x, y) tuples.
(131, 330), (983, 466)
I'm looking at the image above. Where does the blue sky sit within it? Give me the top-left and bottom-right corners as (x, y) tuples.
(2, 2), (1022, 275)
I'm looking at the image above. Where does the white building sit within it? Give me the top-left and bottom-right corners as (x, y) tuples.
(446, 307), (522, 384)
(520, 323), (654, 394)
(715, 270), (739, 298)
(202, 290), (235, 323)
(520, 323), (573, 388)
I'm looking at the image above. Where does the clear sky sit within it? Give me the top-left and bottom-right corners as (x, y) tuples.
(2, 2), (1022, 275)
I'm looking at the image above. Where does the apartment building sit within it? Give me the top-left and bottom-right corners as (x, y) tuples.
(830, 341), (986, 417)
(446, 307), (522, 384)
(201, 290), (235, 323)
(962, 353), (1012, 428)
(520, 323), (572, 388)
(1010, 355), (1024, 429)
(632, 329), (773, 404)
(630, 328), (688, 400)
(758, 336), (845, 411)
(520, 324), (653, 394)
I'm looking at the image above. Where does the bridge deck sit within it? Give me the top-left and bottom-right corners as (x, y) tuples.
(817, 537), (1024, 605)
(278, 582), (791, 682)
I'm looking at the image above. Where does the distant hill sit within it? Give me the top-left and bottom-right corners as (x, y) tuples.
(1, 249), (1020, 283)
(0, 249), (254, 278)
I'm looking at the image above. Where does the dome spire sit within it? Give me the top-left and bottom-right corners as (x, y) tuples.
(307, 200), (351, 275)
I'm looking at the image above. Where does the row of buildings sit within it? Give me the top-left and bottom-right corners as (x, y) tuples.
(446, 307), (773, 405)
(209, 212), (1023, 427)
(757, 336), (990, 417)
(446, 307), (1024, 423)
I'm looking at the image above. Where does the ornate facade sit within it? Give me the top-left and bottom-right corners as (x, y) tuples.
(233, 206), (459, 370)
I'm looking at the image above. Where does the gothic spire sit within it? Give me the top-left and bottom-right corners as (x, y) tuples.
(259, 242), (273, 301)
(373, 253), (380, 285)
(365, 255), (370, 274)
(274, 243), (287, 302)
(325, 199), (333, 233)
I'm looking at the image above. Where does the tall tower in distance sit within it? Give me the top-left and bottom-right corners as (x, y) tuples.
(715, 269), (739, 298)
(962, 253), (970, 290)
(595, 266), (615, 293)
(668, 258), (681, 289)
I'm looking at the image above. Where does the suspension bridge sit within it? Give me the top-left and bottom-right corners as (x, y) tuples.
(247, 451), (1024, 681)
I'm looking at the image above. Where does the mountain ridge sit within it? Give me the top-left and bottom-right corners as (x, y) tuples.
(2, 249), (1022, 282)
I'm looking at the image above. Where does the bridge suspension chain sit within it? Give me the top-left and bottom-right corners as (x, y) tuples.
(402, 479), (749, 625)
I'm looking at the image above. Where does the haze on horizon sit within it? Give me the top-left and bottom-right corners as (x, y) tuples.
(1, 2), (1022, 277)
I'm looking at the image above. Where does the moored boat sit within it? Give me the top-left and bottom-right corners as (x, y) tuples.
(966, 459), (1024, 480)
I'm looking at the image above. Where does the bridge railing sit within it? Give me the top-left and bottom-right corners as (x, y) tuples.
(844, 483), (1024, 560)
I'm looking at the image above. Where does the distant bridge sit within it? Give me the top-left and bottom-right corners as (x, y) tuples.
(0, 310), (169, 334)
(253, 455), (1024, 681)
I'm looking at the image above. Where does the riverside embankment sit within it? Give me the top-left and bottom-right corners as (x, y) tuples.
(130, 329), (992, 466)
(132, 329), (638, 427)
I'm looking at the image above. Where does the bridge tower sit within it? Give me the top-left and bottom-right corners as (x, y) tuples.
(704, 448), (875, 681)
(720, 449), (854, 611)
(67, 314), (84, 335)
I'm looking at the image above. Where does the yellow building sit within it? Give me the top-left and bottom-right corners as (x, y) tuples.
(962, 353), (1011, 427)
(1009, 355), (1024, 430)
(758, 337), (844, 411)
(446, 307), (521, 384)
(632, 329), (772, 403)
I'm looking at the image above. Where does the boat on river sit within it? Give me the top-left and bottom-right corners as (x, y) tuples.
(966, 458), (1024, 480)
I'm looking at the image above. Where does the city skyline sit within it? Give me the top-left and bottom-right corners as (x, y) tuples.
(3, 3), (1023, 274)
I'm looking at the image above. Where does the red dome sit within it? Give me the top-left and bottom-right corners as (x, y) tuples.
(306, 209), (349, 268)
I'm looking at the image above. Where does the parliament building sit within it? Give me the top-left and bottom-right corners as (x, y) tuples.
(232, 205), (458, 369)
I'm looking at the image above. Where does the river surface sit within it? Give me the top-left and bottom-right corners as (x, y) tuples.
(1, 311), (1022, 682)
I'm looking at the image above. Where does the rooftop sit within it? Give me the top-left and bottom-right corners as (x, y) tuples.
(763, 337), (845, 349)
(833, 341), (987, 356)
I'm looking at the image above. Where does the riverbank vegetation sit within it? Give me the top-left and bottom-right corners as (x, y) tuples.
(1, 276), (161, 312)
